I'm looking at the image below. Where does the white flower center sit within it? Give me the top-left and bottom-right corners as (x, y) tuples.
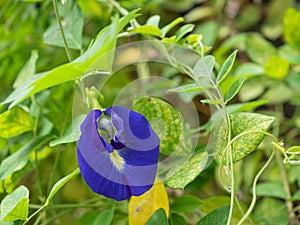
(109, 151), (125, 171)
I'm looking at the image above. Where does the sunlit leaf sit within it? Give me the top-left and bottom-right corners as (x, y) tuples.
(196, 205), (230, 225)
(200, 99), (223, 104)
(214, 112), (276, 164)
(2, 10), (139, 107)
(0, 107), (32, 139)
(128, 179), (169, 225)
(131, 25), (161, 37)
(286, 146), (300, 154)
(0, 186), (29, 222)
(165, 151), (208, 188)
(216, 50), (238, 84)
(264, 56), (290, 80)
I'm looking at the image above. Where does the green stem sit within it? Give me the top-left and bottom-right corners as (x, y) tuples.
(275, 150), (295, 220)
(52, 0), (73, 61)
(237, 149), (275, 225)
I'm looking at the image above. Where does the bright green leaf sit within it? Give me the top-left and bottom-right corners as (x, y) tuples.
(216, 50), (238, 84)
(233, 63), (264, 77)
(133, 97), (191, 156)
(0, 186), (29, 222)
(287, 146), (300, 154)
(93, 208), (114, 225)
(165, 151), (208, 188)
(131, 25), (161, 37)
(0, 134), (53, 180)
(175, 24), (194, 42)
(2, 10), (139, 107)
(225, 77), (247, 103)
(0, 107), (32, 139)
(43, 3), (83, 49)
(196, 205), (230, 225)
(145, 208), (168, 225)
(171, 195), (202, 213)
(200, 99), (223, 104)
(283, 8), (300, 50)
(161, 17), (184, 38)
(214, 112), (276, 164)
(49, 114), (85, 146)
(264, 56), (290, 80)
(13, 50), (38, 88)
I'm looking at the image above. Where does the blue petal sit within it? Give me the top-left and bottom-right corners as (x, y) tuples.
(77, 106), (160, 201)
(78, 149), (152, 201)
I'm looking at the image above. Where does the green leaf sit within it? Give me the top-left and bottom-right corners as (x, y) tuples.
(49, 114), (85, 146)
(165, 151), (208, 188)
(145, 208), (168, 225)
(245, 34), (277, 64)
(93, 208), (114, 225)
(13, 50), (38, 88)
(133, 97), (191, 156)
(196, 205), (230, 225)
(168, 84), (214, 93)
(200, 99), (223, 104)
(76, 211), (100, 225)
(0, 107), (32, 139)
(2, 10), (139, 107)
(264, 56), (290, 80)
(283, 8), (300, 50)
(193, 57), (214, 79)
(286, 146), (300, 154)
(171, 195), (202, 213)
(255, 182), (287, 199)
(43, 3), (83, 49)
(214, 112), (276, 164)
(146, 15), (160, 27)
(131, 25), (161, 37)
(225, 77), (247, 103)
(292, 190), (300, 200)
(0, 186), (29, 222)
(226, 100), (268, 114)
(175, 24), (194, 42)
(201, 55), (215, 73)
(170, 214), (187, 225)
(0, 134), (53, 180)
(161, 17), (184, 38)
(46, 168), (80, 205)
(216, 50), (238, 84)
(253, 198), (289, 225)
(233, 63), (264, 77)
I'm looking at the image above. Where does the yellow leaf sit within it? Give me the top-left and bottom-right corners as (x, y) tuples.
(128, 178), (169, 225)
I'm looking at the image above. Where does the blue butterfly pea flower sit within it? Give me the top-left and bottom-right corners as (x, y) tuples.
(77, 106), (160, 201)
